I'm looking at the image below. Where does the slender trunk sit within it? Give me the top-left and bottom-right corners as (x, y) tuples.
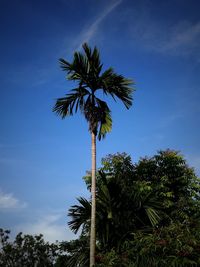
(90, 132), (96, 267)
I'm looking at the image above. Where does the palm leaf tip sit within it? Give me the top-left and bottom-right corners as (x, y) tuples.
(59, 58), (71, 72)
(53, 98), (71, 119)
(82, 43), (91, 56)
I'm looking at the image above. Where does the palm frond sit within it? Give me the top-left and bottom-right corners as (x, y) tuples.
(82, 43), (92, 59)
(142, 192), (163, 226)
(145, 207), (160, 226)
(59, 52), (88, 83)
(64, 236), (89, 267)
(100, 68), (135, 109)
(59, 58), (71, 72)
(68, 197), (91, 234)
(53, 87), (90, 118)
(83, 43), (102, 76)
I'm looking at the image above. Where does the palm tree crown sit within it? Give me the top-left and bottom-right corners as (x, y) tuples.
(53, 43), (134, 140)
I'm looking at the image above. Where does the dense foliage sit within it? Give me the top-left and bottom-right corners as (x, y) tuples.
(68, 150), (200, 266)
(0, 229), (59, 267)
(1, 150), (200, 266)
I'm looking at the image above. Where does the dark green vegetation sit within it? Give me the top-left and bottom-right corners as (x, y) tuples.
(0, 229), (60, 267)
(67, 150), (200, 266)
(1, 150), (200, 266)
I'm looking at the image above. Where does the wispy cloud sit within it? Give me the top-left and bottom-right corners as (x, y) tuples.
(75, 0), (122, 49)
(156, 21), (200, 56)
(0, 190), (27, 210)
(128, 13), (200, 60)
(17, 212), (76, 243)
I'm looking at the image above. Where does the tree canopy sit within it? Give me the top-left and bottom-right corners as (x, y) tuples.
(67, 150), (200, 266)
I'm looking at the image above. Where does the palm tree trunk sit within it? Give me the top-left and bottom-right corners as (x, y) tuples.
(90, 131), (96, 267)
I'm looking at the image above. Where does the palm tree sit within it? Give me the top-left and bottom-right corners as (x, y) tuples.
(68, 169), (161, 254)
(53, 43), (134, 267)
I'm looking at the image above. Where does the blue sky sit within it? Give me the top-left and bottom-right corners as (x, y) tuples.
(0, 0), (200, 242)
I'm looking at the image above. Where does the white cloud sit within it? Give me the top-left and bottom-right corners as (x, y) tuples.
(0, 190), (27, 210)
(75, 0), (122, 49)
(17, 212), (76, 243)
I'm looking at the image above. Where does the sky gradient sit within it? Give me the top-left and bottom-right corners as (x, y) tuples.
(0, 0), (200, 242)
